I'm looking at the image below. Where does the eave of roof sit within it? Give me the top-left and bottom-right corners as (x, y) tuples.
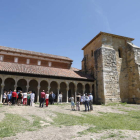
(0, 46), (73, 62)
(127, 42), (140, 48)
(82, 32), (134, 50)
(0, 61), (94, 81)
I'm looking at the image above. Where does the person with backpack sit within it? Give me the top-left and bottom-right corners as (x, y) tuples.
(84, 93), (90, 111)
(18, 91), (22, 106)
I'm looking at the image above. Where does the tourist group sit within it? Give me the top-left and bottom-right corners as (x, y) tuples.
(2, 90), (93, 111)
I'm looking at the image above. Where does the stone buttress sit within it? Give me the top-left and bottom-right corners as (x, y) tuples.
(94, 46), (121, 104)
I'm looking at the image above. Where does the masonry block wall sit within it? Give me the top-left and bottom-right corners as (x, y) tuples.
(82, 32), (136, 104)
(126, 43), (140, 103)
(94, 47), (120, 104)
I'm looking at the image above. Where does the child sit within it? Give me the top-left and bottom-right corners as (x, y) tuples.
(69, 95), (75, 111)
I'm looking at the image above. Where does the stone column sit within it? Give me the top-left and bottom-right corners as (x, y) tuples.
(37, 86), (40, 102)
(14, 85), (17, 91)
(0, 84), (4, 103)
(14, 78), (18, 91)
(90, 84), (92, 93)
(26, 79), (30, 92)
(75, 87), (77, 102)
(83, 84), (85, 94)
(48, 82), (50, 93)
(26, 86), (29, 92)
(57, 87), (60, 103)
(66, 88), (69, 103)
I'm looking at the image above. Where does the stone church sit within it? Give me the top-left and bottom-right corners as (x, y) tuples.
(82, 32), (140, 104)
(0, 32), (140, 104)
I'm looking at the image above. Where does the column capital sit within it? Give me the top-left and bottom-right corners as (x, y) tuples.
(66, 88), (69, 91)
(1, 84), (4, 88)
(37, 86), (40, 89)
(48, 86), (51, 89)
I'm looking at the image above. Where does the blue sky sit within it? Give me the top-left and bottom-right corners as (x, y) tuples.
(0, 0), (140, 69)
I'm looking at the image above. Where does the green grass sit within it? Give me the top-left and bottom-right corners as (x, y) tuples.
(0, 114), (49, 138)
(53, 110), (140, 135)
(105, 102), (127, 106)
(0, 113), (30, 138)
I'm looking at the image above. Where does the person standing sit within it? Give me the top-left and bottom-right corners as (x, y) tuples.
(40, 90), (45, 107)
(59, 92), (63, 104)
(45, 91), (49, 107)
(89, 93), (93, 111)
(76, 93), (81, 111)
(18, 91), (22, 106)
(84, 93), (90, 111)
(27, 92), (31, 105)
(30, 91), (35, 107)
(49, 92), (53, 104)
(69, 95), (75, 111)
(7, 91), (12, 105)
(12, 90), (17, 105)
(3, 91), (7, 105)
(23, 92), (27, 105)
(51, 92), (56, 104)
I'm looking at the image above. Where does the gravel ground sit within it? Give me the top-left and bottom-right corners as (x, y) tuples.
(0, 103), (140, 140)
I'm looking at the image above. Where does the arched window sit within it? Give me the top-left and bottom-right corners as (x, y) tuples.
(118, 48), (122, 58)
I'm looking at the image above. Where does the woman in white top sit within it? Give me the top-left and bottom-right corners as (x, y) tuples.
(30, 91), (35, 107)
(45, 91), (49, 107)
(59, 92), (63, 104)
(3, 91), (7, 105)
(23, 92), (27, 105)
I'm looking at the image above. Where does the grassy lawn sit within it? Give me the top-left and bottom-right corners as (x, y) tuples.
(0, 114), (49, 138)
(0, 103), (139, 139)
(53, 110), (140, 134)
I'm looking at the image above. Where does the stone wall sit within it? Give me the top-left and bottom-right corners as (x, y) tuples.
(127, 43), (140, 103)
(82, 35), (102, 75)
(94, 47), (120, 104)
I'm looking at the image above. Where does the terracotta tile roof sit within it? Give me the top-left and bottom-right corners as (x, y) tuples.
(0, 46), (73, 61)
(0, 61), (94, 80)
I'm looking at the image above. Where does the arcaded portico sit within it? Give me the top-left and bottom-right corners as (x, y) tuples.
(0, 74), (95, 103)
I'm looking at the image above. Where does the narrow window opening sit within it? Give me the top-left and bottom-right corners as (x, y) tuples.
(38, 60), (41, 65)
(91, 50), (93, 57)
(26, 59), (30, 64)
(118, 48), (122, 58)
(0, 55), (4, 61)
(48, 62), (52, 67)
(14, 57), (18, 63)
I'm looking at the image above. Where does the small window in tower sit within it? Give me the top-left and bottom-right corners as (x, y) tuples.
(91, 50), (93, 57)
(38, 60), (41, 65)
(48, 62), (52, 67)
(118, 48), (122, 58)
(26, 59), (30, 64)
(14, 57), (18, 63)
(0, 55), (4, 61)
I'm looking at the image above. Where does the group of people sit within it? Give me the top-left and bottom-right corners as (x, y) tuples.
(2, 89), (93, 112)
(69, 93), (93, 111)
(2, 90), (35, 106)
(39, 90), (63, 107)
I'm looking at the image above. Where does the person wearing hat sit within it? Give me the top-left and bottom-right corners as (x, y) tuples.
(89, 93), (93, 111)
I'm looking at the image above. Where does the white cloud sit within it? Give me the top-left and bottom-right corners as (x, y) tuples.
(91, 0), (111, 32)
